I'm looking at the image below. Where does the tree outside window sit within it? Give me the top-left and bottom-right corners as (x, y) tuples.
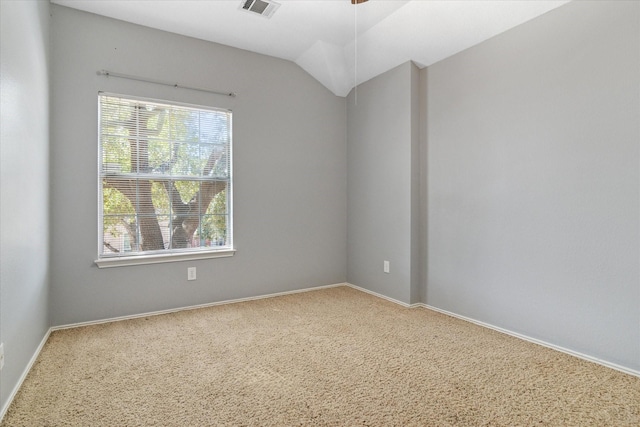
(99, 94), (232, 257)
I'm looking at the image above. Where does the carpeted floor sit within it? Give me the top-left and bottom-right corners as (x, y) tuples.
(1, 286), (639, 426)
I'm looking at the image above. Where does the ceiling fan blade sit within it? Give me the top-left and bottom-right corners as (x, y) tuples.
(351, 0), (369, 4)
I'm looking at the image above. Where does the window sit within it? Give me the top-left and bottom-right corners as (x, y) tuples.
(97, 93), (233, 266)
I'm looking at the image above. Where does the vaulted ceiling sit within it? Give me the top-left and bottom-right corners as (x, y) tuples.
(51, 0), (570, 96)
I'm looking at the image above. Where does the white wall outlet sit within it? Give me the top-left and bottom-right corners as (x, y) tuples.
(0, 342), (4, 370)
(383, 260), (390, 274)
(187, 267), (197, 281)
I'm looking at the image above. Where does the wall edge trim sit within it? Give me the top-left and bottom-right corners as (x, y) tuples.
(418, 302), (640, 378)
(344, 283), (638, 378)
(345, 283), (413, 308)
(2, 282), (348, 420)
(0, 328), (52, 423)
(5, 281), (636, 423)
(51, 282), (347, 331)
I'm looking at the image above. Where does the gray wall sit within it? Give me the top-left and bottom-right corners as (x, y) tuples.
(50, 5), (347, 326)
(0, 0), (51, 412)
(424, 0), (640, 370)
(346, 62), (420, 304)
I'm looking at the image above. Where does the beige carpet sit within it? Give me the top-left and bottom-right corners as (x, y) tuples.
(2, 286), (639, 426)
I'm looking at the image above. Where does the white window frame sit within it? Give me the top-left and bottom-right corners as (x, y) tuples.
(95, 93), (235, 268)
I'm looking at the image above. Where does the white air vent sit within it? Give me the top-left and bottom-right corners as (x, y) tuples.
(240, 0), (281, 18)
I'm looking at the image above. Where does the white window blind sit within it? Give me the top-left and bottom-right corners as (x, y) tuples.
(98, 93), (232, 259)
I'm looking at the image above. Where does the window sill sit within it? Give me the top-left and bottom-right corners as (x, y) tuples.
(95, 248), (236, 268)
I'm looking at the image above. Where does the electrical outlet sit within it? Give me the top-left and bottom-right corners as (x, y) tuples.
(384, 260), (390, 274)
(187, 267), (197, 281)
(0, 342), (4, 370)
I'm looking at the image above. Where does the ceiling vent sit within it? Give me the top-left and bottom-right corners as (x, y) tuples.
(240, 0), (281, 18)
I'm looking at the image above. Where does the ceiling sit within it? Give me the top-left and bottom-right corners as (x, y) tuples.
(51, 0), (571, 97)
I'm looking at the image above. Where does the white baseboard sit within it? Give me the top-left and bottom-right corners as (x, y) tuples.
(0, 328), (52, 422)
(3, 281), (637, 424)
(2, 282), (347, 422)
(343, 283), (639, 378)
(345, 283), (414, 308)
(416, 303), (640, 379)
(52, 282), (348, 331)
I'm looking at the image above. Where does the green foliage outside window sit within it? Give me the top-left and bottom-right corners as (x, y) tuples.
(99, 95), (232, 256)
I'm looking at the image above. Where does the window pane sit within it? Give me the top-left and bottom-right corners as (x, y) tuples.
(102, 137), (131, 174)
(148, 140), (172, 174)
(102, 214), (138, 254)
(151, 181), (170, 215)
(102, 186), (135, 216)
(138, 214), (167, 251)
(173, 142), (201, 176)
(200, 143), (229, 178)
(198, 214), (229, 247)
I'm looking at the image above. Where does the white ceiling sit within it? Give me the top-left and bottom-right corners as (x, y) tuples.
(51, 0), (571, 96)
